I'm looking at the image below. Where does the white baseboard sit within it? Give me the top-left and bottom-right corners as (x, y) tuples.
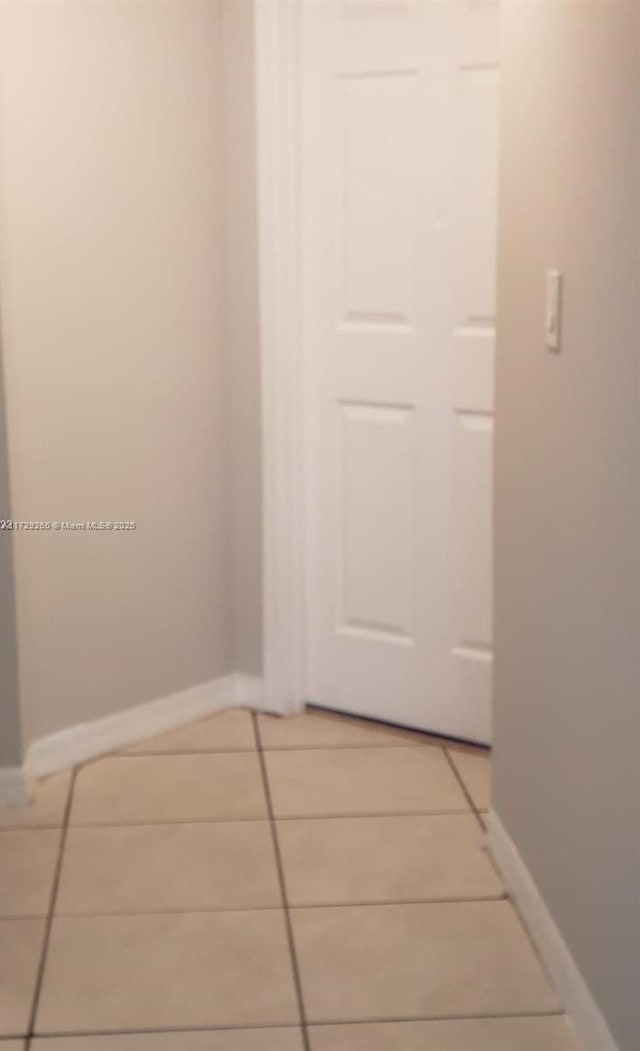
(235, 673), (264, 710)
(2, 670), (269, 793)
(487, 810), (620, 1051)
(0, 765), (30, 805)
(25, 672), (242, 779)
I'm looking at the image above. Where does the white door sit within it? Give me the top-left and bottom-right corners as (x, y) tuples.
(302, 0), (500, 743)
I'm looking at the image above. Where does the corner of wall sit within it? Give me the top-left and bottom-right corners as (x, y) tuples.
(0, 309), (26, 771)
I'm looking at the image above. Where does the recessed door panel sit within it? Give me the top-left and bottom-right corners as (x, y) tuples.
(451, 412), (494, 651)
(340, 403), (415, 639)
(341, 74), (418, 328)
(454, 66), (500, 330)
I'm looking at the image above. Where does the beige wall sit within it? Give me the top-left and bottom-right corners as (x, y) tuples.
(494, 2), (640, 1049)
(222, 0), (263, 676)
(0, 0), (235, 743)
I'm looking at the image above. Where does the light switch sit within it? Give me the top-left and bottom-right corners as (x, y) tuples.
(545, 269), (563, 352)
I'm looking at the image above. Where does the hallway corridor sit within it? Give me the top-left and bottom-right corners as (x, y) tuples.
(0, 709), (580, 1049)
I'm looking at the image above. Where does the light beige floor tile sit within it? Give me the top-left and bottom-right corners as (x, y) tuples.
(0, 772), (71, 829)
(0, 918), (46, 1036)
(258, 710), (433, 750)
(266, 747), (468, 818)
(125, 709), (255, 754)
(308, 1017), (580, 1050)
(70, 753), (267, 825)
(32, 1030), (305, 1050)
(292, 900), (560, 1022)
(447, 747), (492, 810)
(0, 829), (61, 916)
(57, 820), (281, 913)
(0, 1043), (26, 1050)
(36, 910), (300, 1032)
(278, 814), (503, 905)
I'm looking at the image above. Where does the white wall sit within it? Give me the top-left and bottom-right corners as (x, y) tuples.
(222, 0), (263, 676)
(0, 0), (235, 744)
(494, 2), (640, 1049)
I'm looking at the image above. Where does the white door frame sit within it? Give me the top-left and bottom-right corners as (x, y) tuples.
(254, 0), (306, 715)
(254, 1), (498, 734)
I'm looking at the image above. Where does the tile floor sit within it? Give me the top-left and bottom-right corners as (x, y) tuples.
(0, 707), (581, 1049)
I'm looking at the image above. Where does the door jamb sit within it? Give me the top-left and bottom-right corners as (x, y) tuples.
(254, 0), (306, 715)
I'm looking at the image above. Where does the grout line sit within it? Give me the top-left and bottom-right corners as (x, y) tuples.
(26, 766), (78, 1040)
(442, 747), (486, 834)
(121, 743), (442, 754)
(27, 1022), (305, 1039)
(274, 811), (480, 823)
(115, 744), (258, 756)
(75, 749), (262, 765)
(117, 748), (258, 757)
(259, 744), (446, 755)
(58, 808), (474, 830)
(27, 1008), (567, 1040)
(0, 826), (65, 836)
(89, 742), (489, 758)
(27, 893), (506, 922)
(288, 894), (507, 910)
(249, 742), (438, 751)
(0, 824), (66, 833)
(475, 809), (488, 833)
(81, 740), (486, 762)
(305, 1008), (565, 1025)
(269, 807), (473, 820)
(252, 713), (311, 1051)
(65, 815), (272, 828)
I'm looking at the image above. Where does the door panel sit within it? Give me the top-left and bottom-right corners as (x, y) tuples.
(303, 0), (499, 743)
(340, 402), (415, 639)
(341, 73), (418, 325)
(452, 413), (493, 648)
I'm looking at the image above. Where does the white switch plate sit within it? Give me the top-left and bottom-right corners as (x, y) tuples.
(545, 269), (563, 352)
